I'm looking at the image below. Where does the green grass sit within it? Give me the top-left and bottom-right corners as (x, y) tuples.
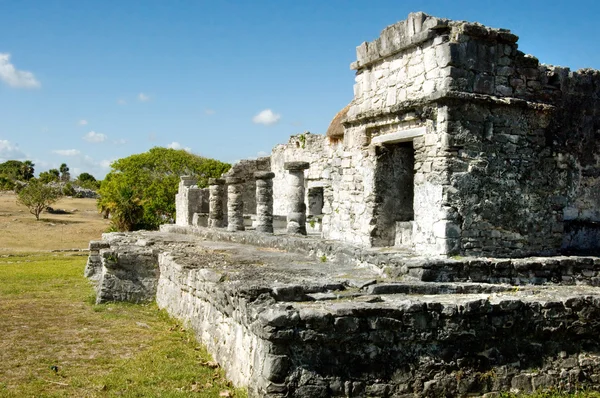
(0, 253), (247, 397)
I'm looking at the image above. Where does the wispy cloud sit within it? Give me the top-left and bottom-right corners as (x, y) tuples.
(138, 92), (150, 102)
(0, 140), (26, 161)
(0, 53), (40, 88)
(53, 149), (81, 156)
(252, 109), (281, 126)
(78, 119), (88, 126)
(113, 138), (127, 145)
(117, 98), (127, 105)
(83, 131), (107, 143)
(204, 109), (216, 115)
(167, 142), (191, 152)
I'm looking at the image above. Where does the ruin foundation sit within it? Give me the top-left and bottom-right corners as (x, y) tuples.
(86, 228), (600, 397)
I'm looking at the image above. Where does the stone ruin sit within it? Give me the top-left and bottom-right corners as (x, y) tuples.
(86, 13), (600, 397)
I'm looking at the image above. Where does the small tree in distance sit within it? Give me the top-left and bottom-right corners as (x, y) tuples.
(17, 179), (62, 220)
(59, 163), (70, 182)
(39, 169), (60, 184)
(75, 172), (100, 190)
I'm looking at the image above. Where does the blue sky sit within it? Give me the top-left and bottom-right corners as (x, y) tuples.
(1, 0), (599, 179)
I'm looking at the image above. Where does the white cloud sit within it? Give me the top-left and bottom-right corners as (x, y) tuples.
(167, 142), (191, 152)
(117, 98), (127, 105)
(83, 131), (107, 143)
(113, 138), (127, 145)
(99, 159), (113, 169)
(204, 109), (216, 115)
(0, 140), (26, 161)
(252, 109), (281, 126)
(138, 92), (150, 102)
(78, 119), (88, 126)
(53, 149), (81, 156)
(0, 53), (40, 88)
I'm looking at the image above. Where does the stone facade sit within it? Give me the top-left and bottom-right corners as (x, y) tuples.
(175, 13), (599, 258)
(323, 12), (599, 257)
(173, 13), (599, 259)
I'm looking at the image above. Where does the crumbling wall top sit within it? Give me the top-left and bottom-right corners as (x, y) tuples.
(351, 11), (519, 71)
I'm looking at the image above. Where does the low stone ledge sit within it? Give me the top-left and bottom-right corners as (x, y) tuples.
(153, 241), (600, 397)
(86, 230), (600, 396)
(160, 225), (600, 287)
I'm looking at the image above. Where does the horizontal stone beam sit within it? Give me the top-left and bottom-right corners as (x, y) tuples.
(371, 126), (426, 145)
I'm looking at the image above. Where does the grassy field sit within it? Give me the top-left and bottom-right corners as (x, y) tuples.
(0, 192), (109, 251)
(0, 193), (245, 397)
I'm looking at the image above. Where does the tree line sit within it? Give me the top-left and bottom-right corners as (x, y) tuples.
(0, 160), (100, 191)
(6, 148), (231, 230)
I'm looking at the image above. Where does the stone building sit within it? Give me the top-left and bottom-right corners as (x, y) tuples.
(98, 13), (600, 397)
(178, 12), (600, 258)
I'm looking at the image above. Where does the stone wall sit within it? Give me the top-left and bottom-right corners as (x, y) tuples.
(85, 234), (161, 304)
(91, 229), (600, 397)
(175, 177), (209, 226)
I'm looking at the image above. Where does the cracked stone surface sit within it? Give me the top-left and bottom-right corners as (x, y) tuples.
(87, 230), (600, 397)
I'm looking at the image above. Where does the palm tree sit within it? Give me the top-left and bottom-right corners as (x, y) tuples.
(20, 160), (35, 181)
(59, 163), (70, 182)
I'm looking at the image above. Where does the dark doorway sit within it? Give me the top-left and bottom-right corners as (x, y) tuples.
(308, 187), (324, 216)
(372, 142), (415, 246)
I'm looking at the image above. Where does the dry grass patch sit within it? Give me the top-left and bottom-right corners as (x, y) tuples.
(0, 192), (109, 251)
(0, 254), (246, 397)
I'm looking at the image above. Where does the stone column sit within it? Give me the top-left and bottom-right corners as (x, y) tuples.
(226, 177), (245, 232)
(254, 171), (275, 233)
(208, 178), (225, 228)
(175, 176), (198, 226)
(284, 161), (310, 235)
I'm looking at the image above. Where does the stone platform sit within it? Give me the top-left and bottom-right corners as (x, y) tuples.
(86, 227), (600, 397)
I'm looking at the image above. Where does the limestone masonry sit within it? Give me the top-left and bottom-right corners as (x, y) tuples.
(88, 12), (600, 397)
(179, 12), (599, 258)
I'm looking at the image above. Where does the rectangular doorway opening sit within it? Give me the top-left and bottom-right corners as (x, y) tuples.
(372, 141), (415, 247)
(308, 187), (324, 216)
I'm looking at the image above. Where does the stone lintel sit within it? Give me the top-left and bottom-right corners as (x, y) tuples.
(371, 127), (426, 145)
(284, 161), (310, 171)
(254, 171), (275, 180)
(180, 175), (197, 186)
(225, 177), (244, 185)
(208, 178), (225, 185)
(345, 90), (555, 128)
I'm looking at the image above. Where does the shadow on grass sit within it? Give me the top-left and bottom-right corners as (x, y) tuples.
(35, 218), (86, 225)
